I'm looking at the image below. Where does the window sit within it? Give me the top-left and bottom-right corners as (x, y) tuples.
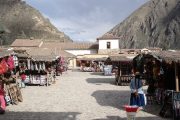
(107, 42), (111, 49)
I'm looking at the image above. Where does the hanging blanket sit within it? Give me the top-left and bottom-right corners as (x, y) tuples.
(0, 94), (5, 110)
(0, 59), (8, 74)
(7, 56), (15, 70)
(0, 88), (5, 111)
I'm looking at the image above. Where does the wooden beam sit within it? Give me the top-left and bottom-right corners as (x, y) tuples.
(175, 62), (179, 92)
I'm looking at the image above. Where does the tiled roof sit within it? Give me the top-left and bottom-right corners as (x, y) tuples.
(97, 33), (120, 40)
(11, 39), (43, 47)
(14, 47), (75, 61)
(58, 51), (75, 58)
(108, 54), (137, 62)
(16, 48), (56, 61)
(41, 42), (98, 50)
(25, 48), (56, 57)
(13, 49), (30, 58)
(152, 51), (180, 63)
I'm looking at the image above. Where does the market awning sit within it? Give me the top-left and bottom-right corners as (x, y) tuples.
(16, 53), (30, 58)
(108, 54), (137, 62)
(151, 51), (180, 63)
(31, 55), (57, 62)
(77, 57), (108, 61)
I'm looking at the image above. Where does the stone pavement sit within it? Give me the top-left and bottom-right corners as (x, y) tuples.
(0, 70), (170, 120)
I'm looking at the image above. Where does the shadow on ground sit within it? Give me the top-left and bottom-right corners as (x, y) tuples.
(71, 68), (81, 72)
(93, 116), (167, 120)
(86, 78), (115, 85)
(0, 111), (81, 120)
(90, 72), (104, 76)
(91, 90), (170, 119)
(92, 90), (130, 110)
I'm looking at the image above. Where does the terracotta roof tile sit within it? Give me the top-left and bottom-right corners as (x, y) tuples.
(41, 42), (98, 50)
(11, 39), (43, 47)
(97, 33), (120, 40)
(108, 54), (137, 62)
(152, 51), (180, 62)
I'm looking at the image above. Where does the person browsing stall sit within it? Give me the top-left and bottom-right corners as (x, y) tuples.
(130, 72), (145, 107)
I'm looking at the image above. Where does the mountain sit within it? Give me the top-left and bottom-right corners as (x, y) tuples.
(105, 0), (180, 49)
(0, 0), (72, 45)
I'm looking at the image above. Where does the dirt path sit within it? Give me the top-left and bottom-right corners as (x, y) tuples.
(0, 70), (168, 120)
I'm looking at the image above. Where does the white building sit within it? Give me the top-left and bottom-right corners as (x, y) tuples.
(97, 33), (120, 54)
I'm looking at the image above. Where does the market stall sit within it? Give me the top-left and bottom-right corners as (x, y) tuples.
(14, 48), (60, 86)
(133, 51), (180, 119)
(0, 49), (23, 114)
(77, 57), (107, 72)
(107, 54), (136, 86)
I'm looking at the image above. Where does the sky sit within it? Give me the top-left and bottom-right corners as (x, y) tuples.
(26, 0), (148, 42)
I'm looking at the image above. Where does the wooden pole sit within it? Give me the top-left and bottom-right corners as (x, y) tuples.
(175, 62), (179, 92)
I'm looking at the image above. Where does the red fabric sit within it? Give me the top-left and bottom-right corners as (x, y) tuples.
(7, 56), (15, 70)
(0, 83), (4, 96)
(0, 59), (8, 74)
(0, 95), (6, 110)
(60, 57), (65, 64)
(21, 74), (26, 81)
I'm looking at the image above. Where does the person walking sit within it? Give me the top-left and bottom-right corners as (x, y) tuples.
(130, 72), (146, 107)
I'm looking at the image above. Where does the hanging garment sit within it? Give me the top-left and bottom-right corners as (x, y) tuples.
(0, 59), (8, 74)
(21, 74), (26, 81)
(38, 63), (42, 71)
(0, 85), (5, 111)
(27, 59), (31, 70)
(30, 62), (34, 71)
(42, 62), (46, 70)
(4, 94), (11, 105)
(35, 63), (38, 71)
(13, 56), (18, 67)
(7, 56), (15, 70)
(0, 94), (5, 111)
(20, 62), (26, 72)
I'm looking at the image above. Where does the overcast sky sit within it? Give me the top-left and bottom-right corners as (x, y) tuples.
(26, 0), (148, 42)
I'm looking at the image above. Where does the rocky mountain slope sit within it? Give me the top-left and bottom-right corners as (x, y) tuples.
(0, 0), (72, 45)
(106, 0), (180, 49)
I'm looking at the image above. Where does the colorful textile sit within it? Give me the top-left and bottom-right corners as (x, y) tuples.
(13, 56), (18, 67)
(27, 59), (31, 70)
(7, 56), (15, 70)
(30, 62), (34, 70)
(42, 63), (45, 70)
(21, 74), (26, 81)
(0, 59), (8, 74)
(0, 94), (5, 110)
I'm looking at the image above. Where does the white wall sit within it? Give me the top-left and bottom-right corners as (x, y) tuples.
(99, 39), (119, 49)
(65, 49), (97, 56)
